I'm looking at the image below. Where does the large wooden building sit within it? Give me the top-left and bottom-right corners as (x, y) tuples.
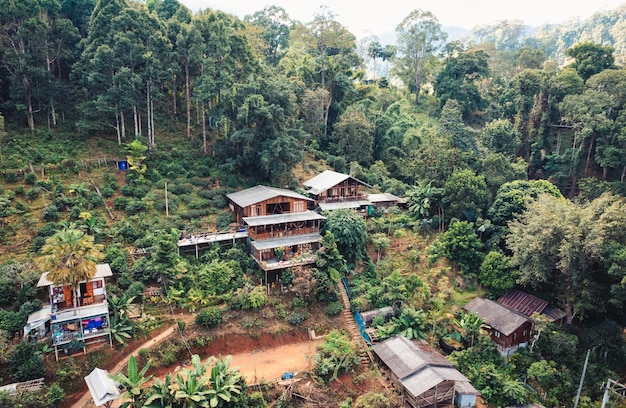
(303, 170), (372, 212)
(464, 297), (532, 357)
(226, 185), (325, 271)
(373, 336), (479, 407)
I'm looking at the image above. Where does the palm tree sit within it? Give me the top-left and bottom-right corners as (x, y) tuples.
(37, 228), (104, 309)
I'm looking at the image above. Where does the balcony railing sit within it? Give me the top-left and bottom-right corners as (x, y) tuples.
(249, 227), (319, 240)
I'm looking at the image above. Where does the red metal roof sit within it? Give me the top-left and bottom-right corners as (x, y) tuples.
(497, 289), (548, 316)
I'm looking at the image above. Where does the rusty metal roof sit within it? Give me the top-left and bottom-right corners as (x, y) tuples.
(497, 289), (548, 316)
(497, 289), (566, 323)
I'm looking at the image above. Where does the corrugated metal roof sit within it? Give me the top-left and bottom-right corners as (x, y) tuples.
(464, 298), (530, 336)
(497, 289), (548, 316)
(251, 233), (323, 251)
(403, 366), (476, 398)
(318, 200), (371, 210)
(372, 336), (452, 380)
(497, 289), (566, 323)
(243, 211), (325, 227)
(226, 185), (312, 208)
(84, 368), (121, 406)
(540, 304), (567, 323)
(373, 336), (479, 399)
(367, 193), (406, 204)
(37, 263), (113, 287)
(303, 170), (372, 195)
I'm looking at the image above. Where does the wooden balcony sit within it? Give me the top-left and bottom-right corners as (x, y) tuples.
(249, 227), (319, 241)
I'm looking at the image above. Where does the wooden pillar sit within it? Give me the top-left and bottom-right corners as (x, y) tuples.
(195, 243), (198, 259)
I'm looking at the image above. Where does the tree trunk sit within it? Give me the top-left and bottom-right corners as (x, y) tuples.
(584, 135), (594, 177)
(115, 111), (121, 145)
(133, 106), (139, 137)
(45, 43), (57, 127)
(23, 76), (35, 133)
(414, 73), (421, 106)
(185, 63), (191, 138)
(202, 105), (207, 154)
(172, 73), (177, 115)
(120, 110), (126, 140)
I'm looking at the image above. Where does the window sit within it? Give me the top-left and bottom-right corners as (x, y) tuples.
(494, 331), (501, 338)
(253, 204), (262, 216)
(293, 201), (305, 212)
(523, 330), (527, 336)
(92, 280), (103, 289)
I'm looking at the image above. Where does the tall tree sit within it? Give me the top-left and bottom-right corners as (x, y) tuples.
(36, 228), (104, 309)
(223, 73), (303, 183)
(291, 6), (360, 138)
(435, 49), (489, 115)
(439, 99), (479, 154)
(322, 208), (368, 267)
(244, 5), (292, 66)
(394, 9), (447, 105)
(331, 106), (375, 165)
(507, 192), (626, 323)
(565, 42), (615, 82)
(428, 220), (485, 276)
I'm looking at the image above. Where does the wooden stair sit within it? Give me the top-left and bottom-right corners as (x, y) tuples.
(338, 283), (373, 366)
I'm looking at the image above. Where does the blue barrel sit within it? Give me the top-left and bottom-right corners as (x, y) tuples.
(119, 160), (128, 170)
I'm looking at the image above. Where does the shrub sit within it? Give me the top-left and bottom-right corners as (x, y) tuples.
(290, 297), (307, 309)
(125, 199), (146, 215)
(4, 172), (18, 183)
(24, 172), (37, 185)
(25, 187), (39, 200)
(196, 307), (223, 328)
(215, 212), (233, 231)
(187, 197), (210, 210)
(286, 311), (309, 326)
(113, 196), (128, 210)
(10, 341), (45, 381)
(42, 204), (59, 221)
(152, 340), (184, 367)
(324, 301), (343, 316)
(100, 185), (115, 198)
(103, 173), (119, 189)
(170, 182), (193, 195)
(313, 330), (359, 383)
(241, 286), (268, 310)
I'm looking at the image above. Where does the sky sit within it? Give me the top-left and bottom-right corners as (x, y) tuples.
(179, 0), (626, 39)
